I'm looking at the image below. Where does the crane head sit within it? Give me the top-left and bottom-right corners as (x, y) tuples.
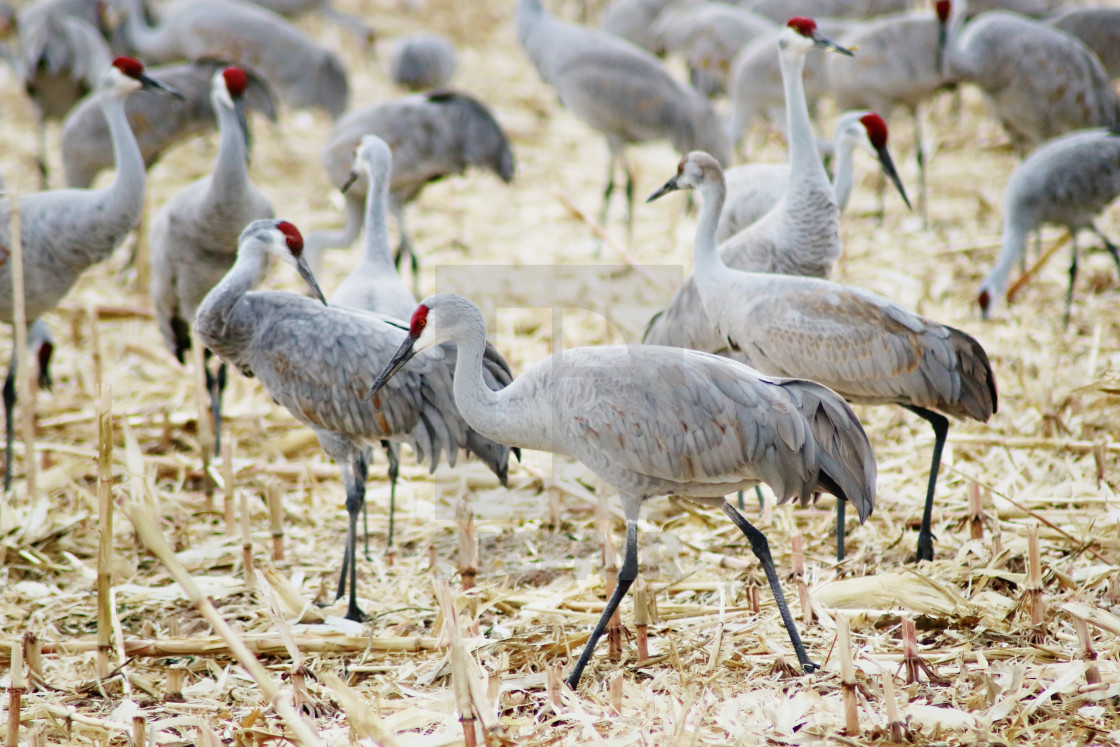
(368, 301), (439, 399)
(342, 135), (392, 194)
(783, 17), (853, 57)
(977, 288), (992, 320)
(106, 56), (184, 100)
(859, 113), (912, 212)
(648, 152), (723, 202)
(240, 220), (327, 305)
(35, 338), (54, 391)
(935, 1), (952, 24)
(214, 67), (251, 154)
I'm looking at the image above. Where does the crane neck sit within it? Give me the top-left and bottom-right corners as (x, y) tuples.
(197, 241), (262, 343)
(780, 44), (830, 193)
(448, 320), (506, 444)
(358, 162), (397, 275)
(117, 0), (163, 58)
(100, 85), (145, 213)
(984, 214), (1029, 299)
(831, 137), (856, 213)
(941, 0), (969, 78)
(207, 100), (251, 203)
(690, 175), (730, 313)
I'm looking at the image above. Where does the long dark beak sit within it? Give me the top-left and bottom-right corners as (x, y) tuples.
(140, 74), (184, 100)
(647, 175), (680, 203)
(875, 145), (911, 211)
(341, 170), (359, 194)
(813, 31), (853, 57)
(295, 256), (327, 304)
(368, 334), (418, 399)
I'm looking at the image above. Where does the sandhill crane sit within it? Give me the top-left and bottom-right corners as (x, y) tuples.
(4, 320), (54, 491)
(149, 66), (274, 457)
(650, 3), (776, 97)
(1, 56), (180, 489)
(826, 1), (957, 225)
(330, 135), (517, 558)
(110, 0), (349, 119)
(726, 18), (855, 156)
(17, 0), (112, 185)
(647, 151), (997, 561)
(646, 18), (852, 352)
(369, 292), (876, 686)
(516, 0), (729, 239)
(389, 33), (457, 92)
(942, 2), (1120, 154)
(978, 129), (1120, 326)
(61, 60), (277, 188)
(1044, 6), (1120, 80)
(717, 111), (911, 242)
(196, 220), (513, 621)
(599, 0), (679, 53)
(306, 90), (515, 285)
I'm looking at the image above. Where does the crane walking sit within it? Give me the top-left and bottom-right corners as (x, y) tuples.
(2, 56), (180, 490)
(647, 152), (997, 561)
(196, 220), (514, 621)
(369, 292), (876, 687)
(150, 66), (275, 456)
(977, 128), (1120, 326)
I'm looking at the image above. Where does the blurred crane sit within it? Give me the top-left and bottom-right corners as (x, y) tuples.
(306, 90), (515, 287)
(369, 291), (876, 686)
(111, 0), (349, 119)
(149, 66), (274, 456)
(61, 60), (277, 188)
(717, 111), (911, 242)
(1, 57), (180, 490)
(389, 33), (457, 91)
(240, 0), (374, 46)
(1044, 6), (1120, 80)
(978, 128), (1120, 326)
(943, 2), (1120, 153)
(647, 151), (997, 561)
(598, 0), (679, 53)
(517, 0), (729, 239)
(195, 220), (513, 621)
(826, 0), (957, 225)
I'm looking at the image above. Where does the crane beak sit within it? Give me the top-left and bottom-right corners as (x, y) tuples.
(813, 32), (853, 57)
(140, 74), (185, 100)
(295, 257), (327, 305)
(874, 145), (912, 211)
(647, 175), (680, 203)
(368, 334), (418, 399)
(341, 170), (359, 194)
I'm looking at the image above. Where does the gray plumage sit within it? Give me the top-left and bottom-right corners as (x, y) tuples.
(517, 0), (729, 237)
(742, 0), (912, 24)
(717, 110), (910, 242)
(111, 0), (349, 119)
(389, 33), (457, 92)
(826, 1), (956, 225)
(61, 59), (277, 188)
(306, 90), (515, 279)
(645, 152), (997, 561)
(598, 0), (679, 53)
(977, 128), (1120, 324)
(239, 0), (374, 44)
(650, 2), (775, 97)
(647, 20), (850, 352)
(943, 3), (1120, 153)
(196, 219), (513, 621)
(1044, 6), (1120, 80)
(368, 291), (876, 686)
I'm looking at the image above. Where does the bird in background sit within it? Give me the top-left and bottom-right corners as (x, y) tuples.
(196, 220), (513, 621)
(978, 128), (1120, 327)
(717, 110), (911, 243)
(369, 292), (876, 687)
(149, 65), (274, 457)
(516, 0), (729, 242)
(1, 56), (181, 491)
(389, 33), (457, 92)
(647, 151), (997, 562)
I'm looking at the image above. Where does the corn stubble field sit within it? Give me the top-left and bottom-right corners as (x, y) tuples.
(2, 0), (1120, 744)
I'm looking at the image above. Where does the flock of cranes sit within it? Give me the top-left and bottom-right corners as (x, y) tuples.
(1, 0), (1118, 692)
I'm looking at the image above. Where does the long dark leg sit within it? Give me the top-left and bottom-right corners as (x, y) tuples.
(205, 360), (227, 457)
(334, 460), (367, 622)
(622, 151), (635, 245)
(1090, 223), (1120, 276)
(566, 520), (638, 689)
(722, 502), (818, 672)
(3, 355), (16, 492)
(598, 147), (617, 258)
(384, 441), (400, 556)
(357, 449), (371, 560)
(836, 498), (846, 561)
(736, 485), (766, 512)
(1065, 234), (1079, 329)
(903, 405), (950, 562)
(913, 107), (927, 229)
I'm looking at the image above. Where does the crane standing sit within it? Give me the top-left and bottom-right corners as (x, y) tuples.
(2, 56), (180, 489)
(516, 0), (729, 239)
(369, 292), (876, 687)
(149, 66), (274, 456)
(977, 129), (1120, 326)
(647, 151), (997, 561)
(196, 220), (514, 621)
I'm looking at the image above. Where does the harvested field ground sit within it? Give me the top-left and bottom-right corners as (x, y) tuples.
(2, 0), (1120, 744)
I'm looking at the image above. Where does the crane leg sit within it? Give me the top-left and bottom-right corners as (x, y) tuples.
(35, 119), (48, 190)
(904, 405), (949, 562)
(385, 441), (400, 556)
(1089, 224), (1120, 275)
(566, 519), (638, 689)
(835, 497), (845, 561)
(736, 485), (765, 511)
(334, 459), (368, 622)
(1064, 234), (1080, 329)
(3, 355), (16, 492)
(598, 148), (618, 256)
(357, 448), (371, 560)
(913, 107), (928, 229)
(622, 150), (635, 245)
(721, 502), (817, 672)
(205, 360), (227, 457)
